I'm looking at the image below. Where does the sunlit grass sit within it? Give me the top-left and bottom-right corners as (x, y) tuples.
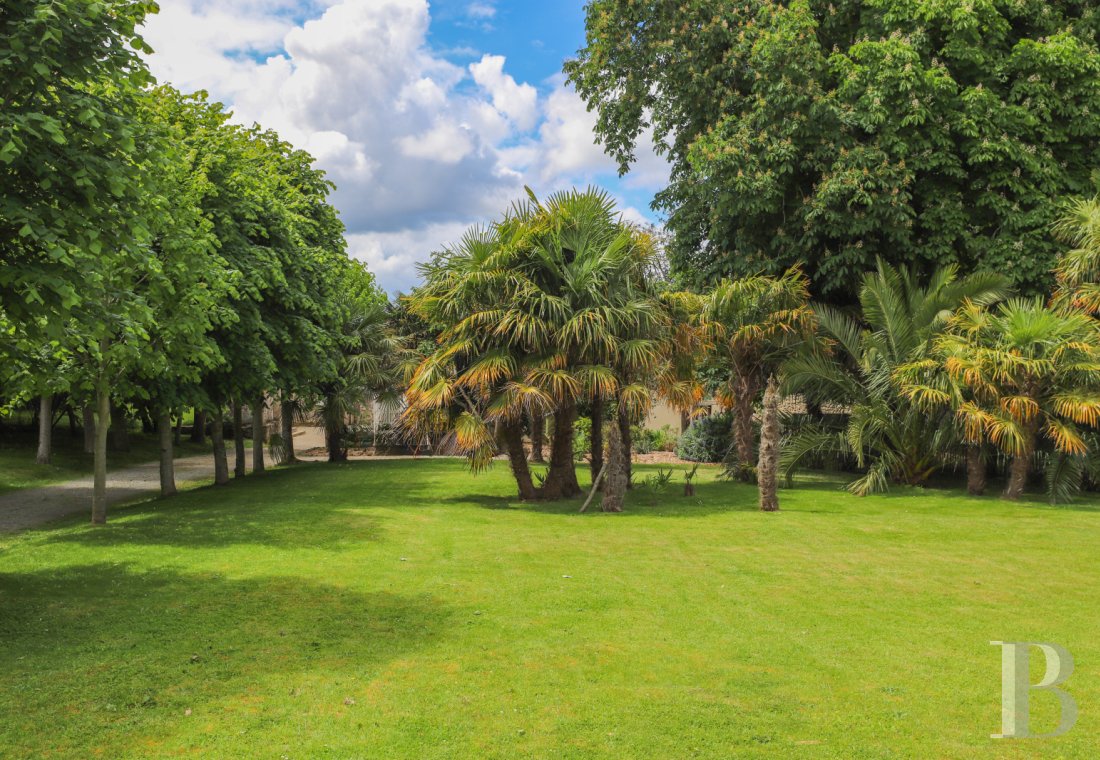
(0, 460), (1097, 758)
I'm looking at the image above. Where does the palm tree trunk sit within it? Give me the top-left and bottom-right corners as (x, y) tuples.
(590, 396), (604, 484)
(36, 393), (52, 465)
(1004, 428), (1036, 500)
(601, 417), (626, 512)
(281, 399), (297, 463)
(966, 445), (987, 496)
(538, 401), (582, 499)
(190, 408), (206, 444)
(530, 412), (545, 463)
(618, 406), (632, 489)
(503, 421), (537, 500)
(211, 408), (229, 485)
(232, 401), (246, 479)
(757, 375), (781, 512)
(252, 397), (265, 473)
(82, 404), (95, 454)
(158, 408), (176, 497)
(91, 367), (110, 525)
(730, 373), (758, 481)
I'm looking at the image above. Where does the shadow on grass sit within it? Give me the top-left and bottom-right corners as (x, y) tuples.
(0, 562), (451, 747)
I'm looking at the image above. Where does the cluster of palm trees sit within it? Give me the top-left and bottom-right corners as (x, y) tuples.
(401, 188), (1100, 509)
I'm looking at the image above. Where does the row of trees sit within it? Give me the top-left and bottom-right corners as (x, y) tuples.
(2, 1), (396, 522)
(403, 186), (1100, 509)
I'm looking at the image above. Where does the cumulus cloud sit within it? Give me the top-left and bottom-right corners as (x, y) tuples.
(143, 0), (668, 292)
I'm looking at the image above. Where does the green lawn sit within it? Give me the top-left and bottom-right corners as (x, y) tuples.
(1, 460), (1098, 758)
(0, 432), (217, 495)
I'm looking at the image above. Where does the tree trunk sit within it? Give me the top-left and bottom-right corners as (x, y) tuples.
(680, 409), (691, 434)
(91, 373), (110, 525)
(503, 421), (537, 500)
(281, 399), (296, 464)
(1004, 434), (1035, 501)
(66, 405), (78, 436)
(173, 411), (182, 446)
(327, 427), (348, 462)
(158, 409), (176, 497)
(538, 402), (582, 500)
(190, 408), (206, 444)
(601, 417), (626, 512)
(966, 445), (987, 496)
(252, 397), (265, 473)
(36, 393), (52, 465)
(530, 412), (545, 463)
(82, 404), (95, 454)
(211, 408), (229, 485)
(590, 396), (604, 485)
(757, 375), (781, 512)
(109, 403), (130, 452)
(232, 401), (247, 479)
(618, 406), (633, 489)
(730, 373), (758, 481)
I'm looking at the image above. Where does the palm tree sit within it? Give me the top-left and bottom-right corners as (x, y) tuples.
(1052, 195), (1100, 315)
(702, 267), (815, 483)
(783, 262), (1009, 495)
(935, 298), (1100, 501)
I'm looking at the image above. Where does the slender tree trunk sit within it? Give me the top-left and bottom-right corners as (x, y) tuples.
(190, 408), (206, 444)
(252, 397), (265, 473)
(158, 409), (176, 497)
(1004, 433), (1035, 501)
(139, 407), (155, 435)
(680, 409), (691, 434)
(730, 373), (758, 481)
(233, 401), (246, 479)
(82, 404), (95, 454)
(211, 408), (229, 485)
(530, 412), (545, 463)
(618, 406), (632, 489)
(590, 396), (604, 485)
(91, 371), (110, 525)
(327, 427), (348, 462)
(281, 399), (297, 464)
(757, 375), (781, 512)
(173, 410), (182, 446)
(966, 445), (987, 496)
(503, 421), (537, 500)
(36, 393), (52, 465)
(538, 402), (582, 499)
(66, 405), (78, 437)
(601, 417), (626, 512)
(109, 403), (129, 452)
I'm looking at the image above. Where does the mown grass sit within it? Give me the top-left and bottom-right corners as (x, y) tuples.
(0, 460), (1098, 758)
(0, 431), (215, 495)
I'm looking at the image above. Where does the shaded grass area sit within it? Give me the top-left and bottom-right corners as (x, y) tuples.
(1, 460), (1098, 758)
(0, 431), (218, 495)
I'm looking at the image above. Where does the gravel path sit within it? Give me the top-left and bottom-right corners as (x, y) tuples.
(0, 451), (250, 533)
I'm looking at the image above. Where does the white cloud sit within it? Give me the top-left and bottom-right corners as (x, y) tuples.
(143, 0), (669, 293)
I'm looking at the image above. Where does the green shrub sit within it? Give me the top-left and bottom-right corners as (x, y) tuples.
(676, 413), (733, 463)
(631, 424), (679, 454)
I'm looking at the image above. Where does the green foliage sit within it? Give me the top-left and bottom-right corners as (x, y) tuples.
(631, 424), (678, 454)
(676, 412), (733, 463)
(566, 0), (1100, 299)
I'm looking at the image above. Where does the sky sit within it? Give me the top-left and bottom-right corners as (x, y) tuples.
(141, 0), (669, 294)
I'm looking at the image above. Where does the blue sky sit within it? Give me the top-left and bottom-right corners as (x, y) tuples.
(142, 0), (668, 293)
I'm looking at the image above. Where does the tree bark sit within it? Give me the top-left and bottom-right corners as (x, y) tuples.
(158, 409), (176, 497)
(36, 393), (52, 465)
(601, 417), (626, 512)
(503, 421), (537, 500)
(1004, 434), (1034, 501)
(530, 412), (545, 463)
(82, 404), (95, 454)
(680, 409), (691, 434)
(281, 399), (296, 464)
(109, 403), (130, 452)
(757, 375), (781, 512)
(91, 373), (110, 525)
(232, 401), (247, 479)
(252, 397), (265, 473)
(538, 401), (582, 499)
(618, 406), (633, 489)
(730, 373), (759, 481)
(211, 408), (229, 486)
(966, 445), (987, 496)
(190, 408), (206, 444)
(590, 396), (604, 485)
(326, 427), (348, 462)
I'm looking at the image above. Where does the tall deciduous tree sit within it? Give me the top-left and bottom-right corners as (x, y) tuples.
(566, 0), (1100, 300)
